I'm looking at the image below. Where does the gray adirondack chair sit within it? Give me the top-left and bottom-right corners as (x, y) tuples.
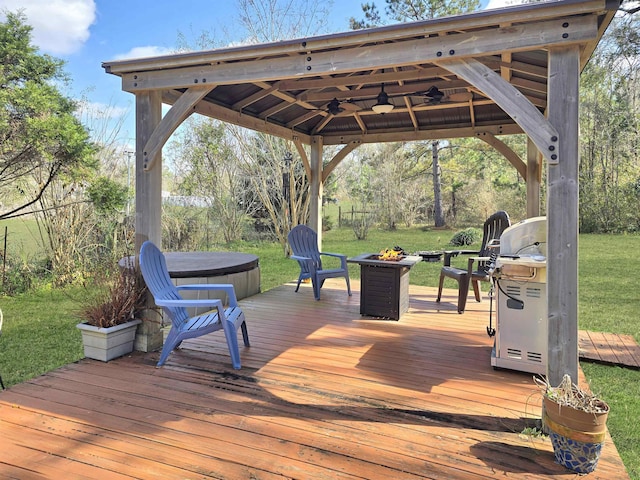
(287, 225), (351, 301)
(139, 241), (249, 369)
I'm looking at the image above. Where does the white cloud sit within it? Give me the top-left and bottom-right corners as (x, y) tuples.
(485, 0), (526, 10)
(0, 0), (95, 55)
(77, 100), (129, 120)
(114, 45), (174, 60)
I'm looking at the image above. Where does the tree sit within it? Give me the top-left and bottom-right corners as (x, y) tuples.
(229, 127), (310, 250)
(350, 0), (480, 29)
(170, 0), (332, 251)
(170, 118), (258, 244)
(0, 12), (95, 220)
(578, 9), (640, 233)
(349, 1), (481, 227)
(237, 0), (332, 42)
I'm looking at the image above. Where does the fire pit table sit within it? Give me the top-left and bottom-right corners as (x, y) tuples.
(347, 253), (422, 320)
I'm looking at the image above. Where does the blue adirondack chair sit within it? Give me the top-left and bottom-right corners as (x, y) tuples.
(287, 225), (351, 301)
(139, 241), (249, 369)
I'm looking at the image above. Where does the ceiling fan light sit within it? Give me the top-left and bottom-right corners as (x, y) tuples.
(372, 102), (394, 114)
(372, 91), (394, 114)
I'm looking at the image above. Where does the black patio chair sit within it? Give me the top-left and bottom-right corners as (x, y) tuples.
(436, 211), (511, 313)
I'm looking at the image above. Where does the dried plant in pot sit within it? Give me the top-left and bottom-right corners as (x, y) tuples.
(536, 374), (609, 474)
(76, 262), (147, 362)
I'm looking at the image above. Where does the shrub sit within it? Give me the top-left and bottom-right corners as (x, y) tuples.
(449, 227), (480, 246)
(77, 264), (146, 328)
(0, 257), (52, 295)
(322, 215), (333, 231)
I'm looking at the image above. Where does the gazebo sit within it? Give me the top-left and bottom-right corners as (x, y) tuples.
(102, 0), (621, 385)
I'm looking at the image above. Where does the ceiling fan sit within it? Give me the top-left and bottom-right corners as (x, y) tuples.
(313, 86), (396, 115)
(312, 85), (473, 116)
(410, 86), (473, 105)
(325, 97), (362, 115)
(370, 85), (473, 113)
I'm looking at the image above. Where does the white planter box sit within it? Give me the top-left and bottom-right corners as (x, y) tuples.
(76, 319), (141, 362)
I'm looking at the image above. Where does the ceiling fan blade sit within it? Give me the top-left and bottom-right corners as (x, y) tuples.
(341, 101), (361, 111)
(446, 92), (473, 102)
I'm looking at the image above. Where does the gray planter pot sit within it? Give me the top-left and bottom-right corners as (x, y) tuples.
(76, 319), (141, 362)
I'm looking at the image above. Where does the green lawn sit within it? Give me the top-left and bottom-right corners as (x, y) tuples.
(0, 217), (44, 259)
(0, 227), (638, 478)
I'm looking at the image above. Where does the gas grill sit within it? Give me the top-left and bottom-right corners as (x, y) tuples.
(491, 217), (547, 374)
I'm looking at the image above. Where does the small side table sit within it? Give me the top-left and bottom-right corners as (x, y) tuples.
(347, 254), (422, 320)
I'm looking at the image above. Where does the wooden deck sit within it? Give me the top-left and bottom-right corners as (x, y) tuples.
(0, 280), (630, 479)
(579, 330), (640, 369)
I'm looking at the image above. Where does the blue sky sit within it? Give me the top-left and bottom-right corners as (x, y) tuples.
(1, 0), (514, 147)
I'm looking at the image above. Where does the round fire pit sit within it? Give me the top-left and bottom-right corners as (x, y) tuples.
(417, 251), (443, 262)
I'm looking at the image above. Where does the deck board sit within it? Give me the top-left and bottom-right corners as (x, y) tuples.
(579, 330), (640, 368)
(0, 280), (630, 479)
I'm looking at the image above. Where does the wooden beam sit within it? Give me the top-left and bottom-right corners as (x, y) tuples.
(526, 137), (541, 217)
(321, 124), (524, 145)
(353, 112), (368, 134)
(309, 137), (323, 246)
(438, 58), (559, 164)
(507, 60), (548, 79)
(293, 139), (310, 181)
(287, 110), (324, 129)
(475, 132), (526, 179)
(306, 15), (596, 79)
(500, 50), (512, 83)
(511, 77), (548, 96)
(134, 90), (164, 353)
(162, 90), (312, 145)
(323, 141), (360, 182)
(546, 45), (580, 386)
(311, 114), (334, 135)
(121, 16), (597, 92)
(281, 68), (470, 93)
(143, 86), (211, 171)
(135, 91), (163, 249)
(103, 1), (609, 76)
(231, 83), (278, 110)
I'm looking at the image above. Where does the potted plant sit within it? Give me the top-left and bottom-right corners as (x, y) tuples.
(76, 262), (146, 362)
(536, 374), (609, 474)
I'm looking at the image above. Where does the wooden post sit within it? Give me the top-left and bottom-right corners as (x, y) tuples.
(134, 90), (163, 353)
(546, 46), (580, 385)
(527, 137), (541, 218)
(309, 136), (323, 248)
(135, 91), (163, 251)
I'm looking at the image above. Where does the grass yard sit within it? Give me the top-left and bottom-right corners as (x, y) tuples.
(0, 217), (44, 260)
(0, 226), (638, 478)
